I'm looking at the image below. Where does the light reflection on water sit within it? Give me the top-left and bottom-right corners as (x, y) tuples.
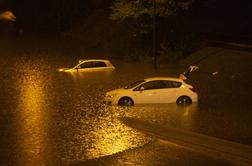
(13, 58), (52, 165)
(5, 57), (158, 164)
(4, 55), (251, 165)
(57, 106), (152, 164)
(84, 107), (150, 159)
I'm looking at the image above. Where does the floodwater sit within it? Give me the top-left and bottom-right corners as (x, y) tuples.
(0, 53), (252, 165)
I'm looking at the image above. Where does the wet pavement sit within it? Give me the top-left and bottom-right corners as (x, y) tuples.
(0, 52), (252, 165)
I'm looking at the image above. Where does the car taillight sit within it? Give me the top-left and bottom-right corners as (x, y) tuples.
(190, 87), (196, 92)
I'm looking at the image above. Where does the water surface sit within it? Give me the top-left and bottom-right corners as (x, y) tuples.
(0, 54), (251, 165)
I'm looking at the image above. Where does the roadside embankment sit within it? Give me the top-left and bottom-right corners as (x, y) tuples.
(121, 117), (252, 166)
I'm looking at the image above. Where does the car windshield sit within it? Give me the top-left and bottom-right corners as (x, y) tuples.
(124, 80), (145, 89)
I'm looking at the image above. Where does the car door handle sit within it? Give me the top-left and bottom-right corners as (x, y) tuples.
(148, 92), (157, 95)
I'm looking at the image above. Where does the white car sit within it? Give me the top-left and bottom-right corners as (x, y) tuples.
(58, 59), (115, 72)
(104, 77), (198, 106)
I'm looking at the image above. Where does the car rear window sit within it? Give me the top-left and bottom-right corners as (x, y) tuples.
(163, 80), (182, 88)
(92, 61), (107, 67)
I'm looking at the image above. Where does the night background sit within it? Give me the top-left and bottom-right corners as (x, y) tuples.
(1, 0), (252, 165)
(1, 0), (252, 58)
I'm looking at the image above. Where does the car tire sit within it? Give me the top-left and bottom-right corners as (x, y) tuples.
(118, 97), (134, 106)
(176, 96), (192, 105)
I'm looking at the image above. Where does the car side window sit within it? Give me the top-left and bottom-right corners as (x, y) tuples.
(92, 61), (107, 68)
(140, 81), (166, 90)
(79, 62), (93, 68)
(163, 80), (182, 88)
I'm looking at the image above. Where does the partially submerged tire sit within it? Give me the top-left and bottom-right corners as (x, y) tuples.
(176, 96), (192, 105)
(118, 97), (134, 106)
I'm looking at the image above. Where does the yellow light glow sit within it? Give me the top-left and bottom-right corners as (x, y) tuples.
(16, 65), (50, 164)
(86, 119), (134, 158)
(0, 11), (16, 21)
(60, 106), (152, 164)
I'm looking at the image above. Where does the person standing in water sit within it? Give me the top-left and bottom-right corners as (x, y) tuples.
(179, 65), (199, 80)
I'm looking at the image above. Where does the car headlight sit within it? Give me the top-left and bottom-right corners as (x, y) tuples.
(106, 93), (117, 98)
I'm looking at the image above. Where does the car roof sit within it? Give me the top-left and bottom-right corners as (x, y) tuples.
(144, 77), (184, 82)
(79, 59), (111, 63)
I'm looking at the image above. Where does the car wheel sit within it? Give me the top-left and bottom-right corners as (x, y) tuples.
(176, 96), (192, 105)
(118, 97), (134, 106)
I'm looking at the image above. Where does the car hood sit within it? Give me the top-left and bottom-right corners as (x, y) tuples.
(57, 68), (73, 72)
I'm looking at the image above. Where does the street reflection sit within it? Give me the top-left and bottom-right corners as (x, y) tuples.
(86, 113), (151, 158)
(15, 61), (51, 165)
(59, 106), (152, 164)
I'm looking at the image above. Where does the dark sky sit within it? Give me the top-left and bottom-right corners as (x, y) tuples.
(192, 0), (252, 41)
(1, 0), (251, 41)
(1, 0), (111, 32)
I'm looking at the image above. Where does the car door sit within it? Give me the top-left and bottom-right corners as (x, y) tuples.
(159, 80), (182, 103)
(132, 80), (165, 104)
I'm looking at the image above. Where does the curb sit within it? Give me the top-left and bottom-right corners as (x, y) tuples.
(120, 117), (252, 166)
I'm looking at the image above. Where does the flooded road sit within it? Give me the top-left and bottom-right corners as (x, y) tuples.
(0, 53), (252, 165)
